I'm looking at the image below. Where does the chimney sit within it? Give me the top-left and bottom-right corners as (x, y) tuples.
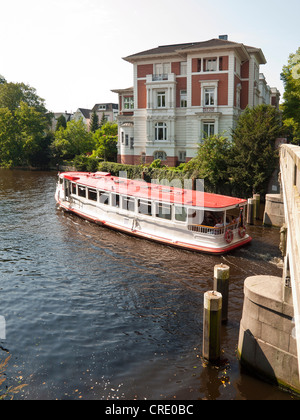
(219, 35), (228, 40)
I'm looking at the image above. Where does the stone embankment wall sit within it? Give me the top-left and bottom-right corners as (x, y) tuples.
(238, 275), (300, 394)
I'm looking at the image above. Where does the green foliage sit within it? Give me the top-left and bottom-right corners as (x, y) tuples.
(185, 134), (232, 193)
(73, 155), (99, 172)
(56, 115), (67, 131)
(52, 119), (95, 162)
(0, 81), (48, 116)
(89, 111), (99, 133)
(281, 48), (300, 144)
(0, 80), (51, 168)
(230, 104), (282, 197)
(91, 122), (118, 162)
(149, 159), (164, 168)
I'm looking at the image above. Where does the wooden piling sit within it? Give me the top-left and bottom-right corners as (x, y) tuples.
(247, 198), (255, 225)
(253, 193), (260, 220)
(213, 264), (230, 323)
(202, 291), (222, 362)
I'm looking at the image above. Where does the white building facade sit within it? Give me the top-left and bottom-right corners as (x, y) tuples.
(112, 37), (280, 166)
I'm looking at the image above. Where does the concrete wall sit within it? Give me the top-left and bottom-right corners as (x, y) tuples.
(263, 194), (285, 227)
(238, 275), (300, 394)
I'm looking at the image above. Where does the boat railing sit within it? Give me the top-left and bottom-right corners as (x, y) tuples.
(188, 222), (239, 235)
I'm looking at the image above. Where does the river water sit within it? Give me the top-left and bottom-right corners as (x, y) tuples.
(0, 169), (296, 400)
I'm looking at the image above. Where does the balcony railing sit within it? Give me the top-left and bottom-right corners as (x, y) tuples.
(152, 74), (169, 81)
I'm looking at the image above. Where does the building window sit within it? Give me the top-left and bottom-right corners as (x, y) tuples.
(155, 123), (167, 141)
(157, 91), (166, 108)
(204, 58), (217, 72)
(180, 62), (187, 75)
(204, 88), (215, 106)
(203, 122), (215, 138)
(180, 90), (187, 108)
(178, 151), (186, 163)
(130, 137), (134, 149)
(125, 134), (129, 146)
(124, 97), (134, 110)
(98, 105), (106, 110)
(154, 151), (167, 160)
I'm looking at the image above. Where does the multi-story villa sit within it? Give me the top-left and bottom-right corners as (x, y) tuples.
(112, 36), (280, 166)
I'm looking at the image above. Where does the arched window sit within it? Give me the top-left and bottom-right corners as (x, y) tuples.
(155, 122), (167, 141)
(154, 151), (167, 161)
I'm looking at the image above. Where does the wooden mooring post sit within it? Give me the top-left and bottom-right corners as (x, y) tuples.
(213, 264), (230, 323)
(253, 193), (260, 220)
(247, 198), (255, 225)
(202, 291), (222, 362)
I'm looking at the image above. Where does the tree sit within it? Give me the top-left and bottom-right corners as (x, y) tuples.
(100, 112), (106, 127)
(230, 104), (282, 198)
(89, 111), (99, 132)
(92, 122), (118, 162)
(280, 48), (300, 144)
(52, 119), (95, 162)
(0, 75), (6, 84)
(0, 102), (50, 168)
(185, 134), (232, 194)
(56, 115), (67, 131)
(0, 82), (48, 116)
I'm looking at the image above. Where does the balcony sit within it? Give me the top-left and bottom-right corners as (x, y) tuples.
(146, 73), (176, 84)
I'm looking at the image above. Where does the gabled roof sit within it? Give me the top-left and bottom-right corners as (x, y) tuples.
(76, 108), (91, 119)
(123, 38), (266, 64)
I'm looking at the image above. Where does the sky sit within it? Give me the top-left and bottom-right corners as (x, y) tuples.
(0, 0), (299, 113)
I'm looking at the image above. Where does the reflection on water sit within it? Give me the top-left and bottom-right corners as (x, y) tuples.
(0, 169), (295, 400)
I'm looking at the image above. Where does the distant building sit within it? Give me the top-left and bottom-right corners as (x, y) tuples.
(91, 103), (119, 124)
(112, 36), (281, 166)
(73, 104), (118, 131)
(51, 111), (73, 131)
(73, 108), (92, 128)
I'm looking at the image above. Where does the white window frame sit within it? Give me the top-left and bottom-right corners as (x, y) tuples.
(204, 88), (215, 106)
(180, 62), (187, 75)
(155, 123), (168, 141)
(200, 80), (218, 108)
(154, 151), (167, 160)
(180, 90), (187, 108)
(157, 91), (166, 108)
(203, 122), (215, 138)
(204, 57), (217, 72)
(124, 96), (134, 110)
(178, 151), (186, 162)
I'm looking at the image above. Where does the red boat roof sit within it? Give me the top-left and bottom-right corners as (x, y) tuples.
(61, 172), (247, 209)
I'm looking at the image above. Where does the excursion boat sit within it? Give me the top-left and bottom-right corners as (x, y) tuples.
(55, 171), (252, 254)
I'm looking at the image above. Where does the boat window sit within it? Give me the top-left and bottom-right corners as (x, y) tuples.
(78, 186), (86, 198)
(122, 196), (135, 212)
(188, 209), (204, 225)
(99, 190), (110, 205)
(156, 203), (172, 220)
(111, 193), (120, 208)
(71, 183), (77, 195)
(138, 199), (152, 216)
(175, 206), (187, 222)
(202, 211), (225, 226)
(88, 188), (97, 201)
(59, 177), (63, 184)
